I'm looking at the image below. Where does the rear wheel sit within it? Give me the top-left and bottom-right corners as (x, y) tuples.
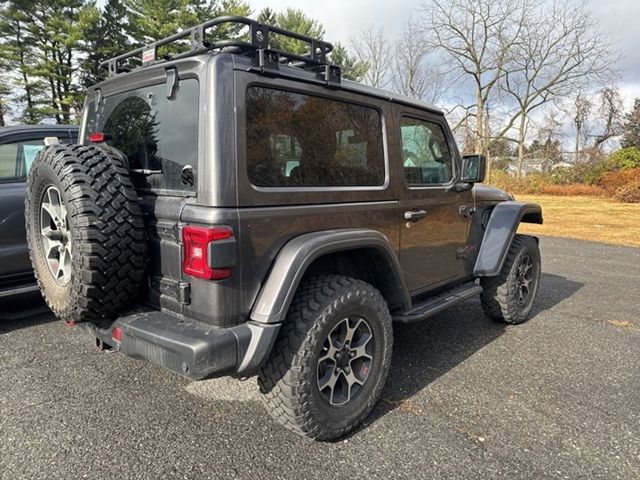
(25, 144), (146, 327)
(258, 275), (393, 440)
(480, 234), (541, 324)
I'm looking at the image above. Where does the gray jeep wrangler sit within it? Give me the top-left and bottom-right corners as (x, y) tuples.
(24, 17), (543, 440)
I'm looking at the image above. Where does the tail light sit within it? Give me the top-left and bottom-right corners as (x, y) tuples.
(112, 326), (122, 343)
(182, 226), (235, 280)
(88, 132), (112, 143)
(88, 132), (105, 143)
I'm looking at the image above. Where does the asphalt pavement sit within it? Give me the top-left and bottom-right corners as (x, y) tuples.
(0, 236), (638, 480)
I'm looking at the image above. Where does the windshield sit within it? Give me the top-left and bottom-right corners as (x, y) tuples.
(84, 79), (199, 194)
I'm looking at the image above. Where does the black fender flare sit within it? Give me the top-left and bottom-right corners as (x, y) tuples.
(473, 201), (543, 277)
(250, 228), (411, 324)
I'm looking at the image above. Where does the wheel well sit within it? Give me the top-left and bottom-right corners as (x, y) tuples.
(521, 211), (543, 224)
(303, 248), (407, 311)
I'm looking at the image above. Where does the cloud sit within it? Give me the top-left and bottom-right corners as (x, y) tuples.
(250, 0), (640, 98)
(585, 0), (640, 84)
(248, 0), (414, 43)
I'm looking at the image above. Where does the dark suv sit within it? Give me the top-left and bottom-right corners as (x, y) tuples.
(24, 17), (542, 440)
(0, 125), (78, 297)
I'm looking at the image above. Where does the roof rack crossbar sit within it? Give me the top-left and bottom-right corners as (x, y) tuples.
(100, 16), (337, 80)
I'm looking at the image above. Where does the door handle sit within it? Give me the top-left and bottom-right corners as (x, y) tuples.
(404, 209), (427, 221)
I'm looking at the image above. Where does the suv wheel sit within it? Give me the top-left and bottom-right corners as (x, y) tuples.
(258, 274), (393, 440)
(25, 144), (146, 327)
(480, 234), (541, 324)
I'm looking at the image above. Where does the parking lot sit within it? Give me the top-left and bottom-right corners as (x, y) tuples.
(1, 236), (638, 480)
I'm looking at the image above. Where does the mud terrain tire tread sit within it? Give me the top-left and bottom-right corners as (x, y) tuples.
(25, 144), (146, 327)
(258, 274), (393, 441)
(480, 234), (541, 325)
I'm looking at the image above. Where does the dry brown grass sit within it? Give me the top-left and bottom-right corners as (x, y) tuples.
(515, 194), (640, 248)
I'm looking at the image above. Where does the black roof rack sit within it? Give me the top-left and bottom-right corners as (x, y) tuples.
(99, 16), (341, 84)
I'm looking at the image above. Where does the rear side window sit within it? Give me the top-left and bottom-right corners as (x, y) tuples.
(0, 139), (46, 182)
(401, 117), (453, 186)
(246, 86), (385, 188)
(84, 79), (199, 193)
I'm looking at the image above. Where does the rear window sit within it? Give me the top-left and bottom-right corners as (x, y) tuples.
(84, 79), (199, 194)
(246, 86), (385, 188)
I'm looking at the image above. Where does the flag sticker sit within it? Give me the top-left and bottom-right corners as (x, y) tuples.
(142, 48), (155, 64)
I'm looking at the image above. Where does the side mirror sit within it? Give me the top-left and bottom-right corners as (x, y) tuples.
(461, 154), (486, 183)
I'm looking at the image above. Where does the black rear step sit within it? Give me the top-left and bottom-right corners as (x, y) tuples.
(392, 282), (483, 323)
(100, 15), (340, 84)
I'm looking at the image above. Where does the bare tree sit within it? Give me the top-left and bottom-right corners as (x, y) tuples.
(393, 18), (447, 104)
(535, 111), (563, 148)
(528, 110), (566, 171)
(572, 91), (593, 162)
(420, 0), (535, 156)
(350, 26), (392, 89)
(497, 1), (618, 175)
(592, 86), (624, 151)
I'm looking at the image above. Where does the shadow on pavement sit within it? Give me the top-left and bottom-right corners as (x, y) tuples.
(530, 272), (584, 317)
(0, 290), (54, 333)
(355, 271), (584, 435)
(0, 270), (585, 434)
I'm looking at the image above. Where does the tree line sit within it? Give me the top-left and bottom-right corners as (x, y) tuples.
(348, 0), (634, 177)
(0, 0), (251, 125)
(0, 0), (366, 127)
(1, 0), (638, 179)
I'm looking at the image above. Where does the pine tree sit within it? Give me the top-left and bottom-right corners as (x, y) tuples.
(18, 0), (96, 123)
(210, 0), (251, 39)
(0, 78), (9, 126)
(330, 43), (367, 82)
(125, 0), (187, 45)
(268, 8), (325, 55)
(0, 0), (47, 124)
(80, 0), (131, 88)
(124, 0), (250, 55)
(0, 41), (10, 126)
(621, 98), (640, 149)
(256, 8), (367, 82)
(256, 7), (276, 25)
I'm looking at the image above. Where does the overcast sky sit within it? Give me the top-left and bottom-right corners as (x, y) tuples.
(249, 0), (640, 107)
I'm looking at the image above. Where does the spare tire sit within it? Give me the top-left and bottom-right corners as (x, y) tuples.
(25, 144), (146, 327)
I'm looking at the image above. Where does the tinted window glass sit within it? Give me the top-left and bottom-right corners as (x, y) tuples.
(85, 79), (199, 193)
(0, 139), (45, 182)
(246, 87), (385, 187)
(401, 117), (453, 186)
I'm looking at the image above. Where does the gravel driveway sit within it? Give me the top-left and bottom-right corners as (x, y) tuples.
(1, 236), (638, 480)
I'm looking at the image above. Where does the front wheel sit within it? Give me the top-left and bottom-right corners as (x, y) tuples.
(480, 234), (541, 324)
(258, 275), (393, 441)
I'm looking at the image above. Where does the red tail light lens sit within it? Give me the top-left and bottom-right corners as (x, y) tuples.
(182, 226), (234, 280)
(112, 326), (122, 343)
(88, 132), (105, 143)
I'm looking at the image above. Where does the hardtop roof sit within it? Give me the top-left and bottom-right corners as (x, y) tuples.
(90, 51), (444, 116)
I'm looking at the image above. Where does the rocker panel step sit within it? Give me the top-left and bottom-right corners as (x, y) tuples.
(392, 282), (483, 323)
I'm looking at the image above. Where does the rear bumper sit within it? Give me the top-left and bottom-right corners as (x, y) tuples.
(87, 309), (280, 380)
